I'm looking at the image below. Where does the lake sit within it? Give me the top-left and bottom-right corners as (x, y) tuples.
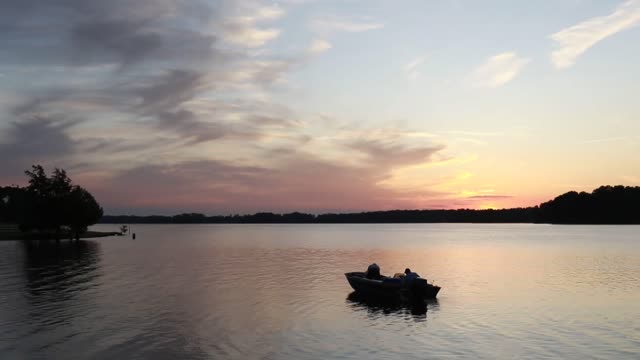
(1, 224), (639, 359)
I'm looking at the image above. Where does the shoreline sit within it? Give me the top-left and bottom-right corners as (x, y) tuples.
(0, 230), (122, 241)
(97, 221), (640, 225)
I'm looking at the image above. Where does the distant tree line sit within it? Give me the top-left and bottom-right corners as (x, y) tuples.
(0, 165), (103, 239)
(98, 208), (538, 224)
(99, 186), (640, 224)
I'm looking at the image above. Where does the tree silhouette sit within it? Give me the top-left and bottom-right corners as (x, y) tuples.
(65, 185), (103, 239)
(11, 165), (104, 239)
(537, 185), (640, 224)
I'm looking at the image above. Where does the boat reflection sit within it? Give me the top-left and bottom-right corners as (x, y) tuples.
(346, 291), (439, 320)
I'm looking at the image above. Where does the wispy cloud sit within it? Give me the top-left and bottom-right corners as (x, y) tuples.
(466, 195), (513, 200)
(550, 0), (640, 69)
(92, 127), (450, 213)
(307, 39), (332, 54)
(579, 135), (640, 144)
(405, 55), (427, 81)
(311, 16), (384, 33)
(221, 4), (285, 48)
(442, 130), (503, 137)
(223, 27), (281, 48)
(470, 52), (529, 88)
(0, 117), (79, 177)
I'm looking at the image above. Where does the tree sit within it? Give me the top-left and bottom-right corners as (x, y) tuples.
(65, 185), (104, 239)
(537, 186), (640, 224)
(17, 165), (103, 238)
(1, 186), (17, 222)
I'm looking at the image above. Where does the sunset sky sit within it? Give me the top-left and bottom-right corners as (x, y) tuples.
(1, 0), (639, 214)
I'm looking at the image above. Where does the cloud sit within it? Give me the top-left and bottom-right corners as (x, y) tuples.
(0, 116), (79, 179)
(93, 146), (449, 214)
(135, 70), (206, 112)
(580, 136), (637, 144)
(125, 68), (306, 144)
(219, 3), (285, 48)
(550, 0), (640, 69)
(0, 0), (219, 68)
(311, 16), (384, 33)
(79, 123), (452, 214)
(221, 26), (281, 48)
(308, 39), (332, 54)
(470, 52), (529, 88)
(405, 55), (427, 81)
(0, 0), (301, 149)
(349, 138), (445, 168)
(69, 20), (215, 68)
(405, 56), (427, 73)
(466, 195), (513, 200)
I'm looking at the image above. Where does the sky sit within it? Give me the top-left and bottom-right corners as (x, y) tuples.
(1, 0), (639, 215)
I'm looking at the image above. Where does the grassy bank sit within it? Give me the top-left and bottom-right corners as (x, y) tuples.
(0, 223), (121, 241)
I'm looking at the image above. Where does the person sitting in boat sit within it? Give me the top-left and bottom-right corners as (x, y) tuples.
(393, 268), (419, 279)
(365, 263), (381, 280)
(403, 268), (420, 284)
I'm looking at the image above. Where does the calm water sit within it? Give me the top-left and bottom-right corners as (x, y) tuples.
(1, 224), (639, 359)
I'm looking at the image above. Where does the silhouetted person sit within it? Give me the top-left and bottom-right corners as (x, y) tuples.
(366, 263), (381, 280)
(132, 233), (136, 240)
(404, 268), (419, 284)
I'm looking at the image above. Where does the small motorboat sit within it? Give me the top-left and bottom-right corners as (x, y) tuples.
(345, 271), (441, 299)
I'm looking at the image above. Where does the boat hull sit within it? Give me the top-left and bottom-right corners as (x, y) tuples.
(345, 272), (440, 299)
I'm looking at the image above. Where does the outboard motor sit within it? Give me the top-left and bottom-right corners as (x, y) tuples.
(366, 263), (381, 279)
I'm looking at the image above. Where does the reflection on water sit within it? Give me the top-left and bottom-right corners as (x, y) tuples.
(0, 240), (102, 357)
(346, 291), (434, 319)
(22, 240), (101, 301)
(0, 224), (639, 359)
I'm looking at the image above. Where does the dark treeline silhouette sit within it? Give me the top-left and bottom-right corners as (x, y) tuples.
(0, 165), (103, 239)
(99, 185), (640, 224)
(537, 185), (640, 224)
(100, 208), (538, 224)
